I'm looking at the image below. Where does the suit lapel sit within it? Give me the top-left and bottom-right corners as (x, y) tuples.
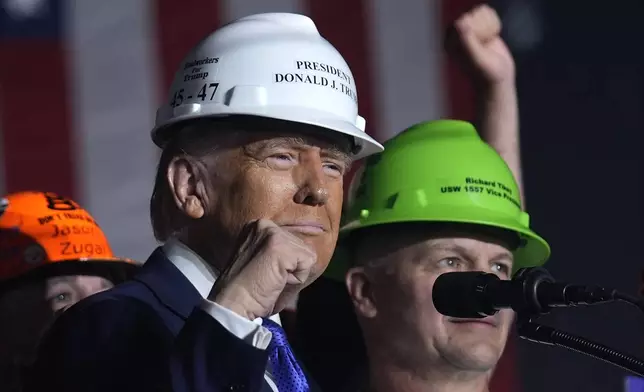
(134, 249), (312, 392)
(134, 247), (203, 320)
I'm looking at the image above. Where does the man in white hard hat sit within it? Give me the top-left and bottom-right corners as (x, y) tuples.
(25, 13), (382, 392)
(296, 5), (531, 392)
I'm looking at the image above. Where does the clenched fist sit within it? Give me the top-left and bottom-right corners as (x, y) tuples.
(452, 4), (515, 85)
(210, 219), (317, 320)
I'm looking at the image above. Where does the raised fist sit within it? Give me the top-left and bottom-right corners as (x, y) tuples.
(452, 4), (515, 85)
(211, 219), (317, 320)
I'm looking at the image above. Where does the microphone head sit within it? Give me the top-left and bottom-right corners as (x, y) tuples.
(432, 271), (498, 318)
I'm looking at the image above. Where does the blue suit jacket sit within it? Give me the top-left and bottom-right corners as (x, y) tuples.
(24, 248), (308, 392)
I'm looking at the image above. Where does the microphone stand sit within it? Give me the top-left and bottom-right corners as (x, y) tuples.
(511, 268), (644, 377)
(517, 313), (644, 377)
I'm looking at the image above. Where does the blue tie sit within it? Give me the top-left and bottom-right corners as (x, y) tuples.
(262, 318), (309, 392)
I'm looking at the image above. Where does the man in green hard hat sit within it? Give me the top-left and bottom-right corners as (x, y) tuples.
(341, 119), (550, 392)
(295, 5), (533, 391)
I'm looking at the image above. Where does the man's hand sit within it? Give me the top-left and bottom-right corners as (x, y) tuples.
(453, 4), (515, 86)
(210, 219), (317, 320)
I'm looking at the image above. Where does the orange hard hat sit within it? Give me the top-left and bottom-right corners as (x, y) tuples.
(0, 191), (139, 286)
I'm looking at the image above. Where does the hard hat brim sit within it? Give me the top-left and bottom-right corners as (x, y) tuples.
(340, 205), (550, 269)
(0, 259), (141, 294)
(323, 205), (550, 283)
(153, 103), (384, 160)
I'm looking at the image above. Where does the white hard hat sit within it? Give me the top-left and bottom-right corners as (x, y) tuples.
(152, 13), (384, 160)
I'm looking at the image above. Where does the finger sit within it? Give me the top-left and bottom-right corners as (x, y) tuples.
(212, 219), (264, 296)
(287, 267), (311, 285)
(275, 226), (317, 256)
(286, 235), (316, 256)
(255, 218), (279, 230)
(226, 220), (261, 271)
(455, 12), (474, 35)
(279, 239), (316, 269)
(469, 4), (501, 42)
(294, 248), (317, 272)
(287, 255), (316, 284)
(281, 239), (317, 278)
(482, 8), (501, 40)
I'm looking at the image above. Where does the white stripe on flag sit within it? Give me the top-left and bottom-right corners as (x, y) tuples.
(66, 0), (160, 262)
(223, 0), (303, 21)
(369, 0), (445, 140)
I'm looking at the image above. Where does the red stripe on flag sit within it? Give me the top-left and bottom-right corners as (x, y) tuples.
(304, 0), (378, 192)
(153, 0), (222, 95)
(442, 2), (519, 391)
(0, 41), (76, 198)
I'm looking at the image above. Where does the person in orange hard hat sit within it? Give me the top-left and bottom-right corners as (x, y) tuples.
(0, 191), (139, 391)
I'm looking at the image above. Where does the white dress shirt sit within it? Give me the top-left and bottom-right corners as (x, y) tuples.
(162, 237), (280, 391)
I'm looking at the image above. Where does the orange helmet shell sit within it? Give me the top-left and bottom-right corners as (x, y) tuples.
(0, 191), (136, 282)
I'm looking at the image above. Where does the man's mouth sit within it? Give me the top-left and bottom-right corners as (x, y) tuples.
(280, 221), (326, 235)
(449, 317), (499, 328)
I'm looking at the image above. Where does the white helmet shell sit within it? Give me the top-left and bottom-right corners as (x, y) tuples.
(152, 13), (383, 160)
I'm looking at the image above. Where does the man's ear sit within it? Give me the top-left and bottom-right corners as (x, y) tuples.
(167, 156), (208, 220)
(346, 266), (378, 319)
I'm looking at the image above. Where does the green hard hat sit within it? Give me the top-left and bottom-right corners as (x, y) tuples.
(325, 119), (550, 281)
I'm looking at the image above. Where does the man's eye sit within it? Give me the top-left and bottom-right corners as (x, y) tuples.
(437, 257), (462, 269)
(266, 153), (296, 169)
(49, 292), (70, 303)
(272, 154), (294, 161)
(324, 163), (341, 171)
(323, 162), (345, 176)
(492, 263), (511, 276)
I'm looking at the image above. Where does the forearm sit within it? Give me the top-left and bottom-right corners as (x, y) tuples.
(478, 81), (524, 207)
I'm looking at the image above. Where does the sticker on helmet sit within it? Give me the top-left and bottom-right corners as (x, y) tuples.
(169, 56), (221, 109)
(170, 82), (220, 108)
(60, 241), (108, 258)
(0, 198), (8, 217)
(346, 163), (367, 213)
(273, 60), (357, 103)
(24, 244), (46, 265)
(439, 176), (521, 210)
(43, 192), (79, 211)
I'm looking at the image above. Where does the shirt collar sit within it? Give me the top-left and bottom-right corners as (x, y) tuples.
(162, 237), (282, 325)
(162, 237), (217, 298)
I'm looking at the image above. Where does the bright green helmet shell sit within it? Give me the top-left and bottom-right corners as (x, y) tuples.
(325, 119), (551, 281)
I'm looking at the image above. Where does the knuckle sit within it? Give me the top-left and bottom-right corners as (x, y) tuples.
(301, 250), (317, 265)
(256, 218), (275, 229)
(264, 230), (282, 248)
(264, 224), (288, 238)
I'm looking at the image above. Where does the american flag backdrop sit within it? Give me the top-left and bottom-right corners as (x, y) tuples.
(0, 0), (517, 390)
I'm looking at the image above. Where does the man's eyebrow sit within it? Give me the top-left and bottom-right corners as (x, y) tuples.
(46, 276), (70, 285)
(428, 242), (513, 262)
(259, 137), (308, 150)
(321, 146), (352, 167)
(423, 242), (465, 255)
(256, 137), (353, 165)
(489, 252), (514, 264)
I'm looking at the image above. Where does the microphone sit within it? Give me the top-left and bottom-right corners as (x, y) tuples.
(432, 267), (617, 318)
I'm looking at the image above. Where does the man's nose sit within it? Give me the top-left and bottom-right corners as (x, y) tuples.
(293, 151), (329, 206)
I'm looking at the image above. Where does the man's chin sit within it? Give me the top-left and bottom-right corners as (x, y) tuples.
(445, 341), (503, 372)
